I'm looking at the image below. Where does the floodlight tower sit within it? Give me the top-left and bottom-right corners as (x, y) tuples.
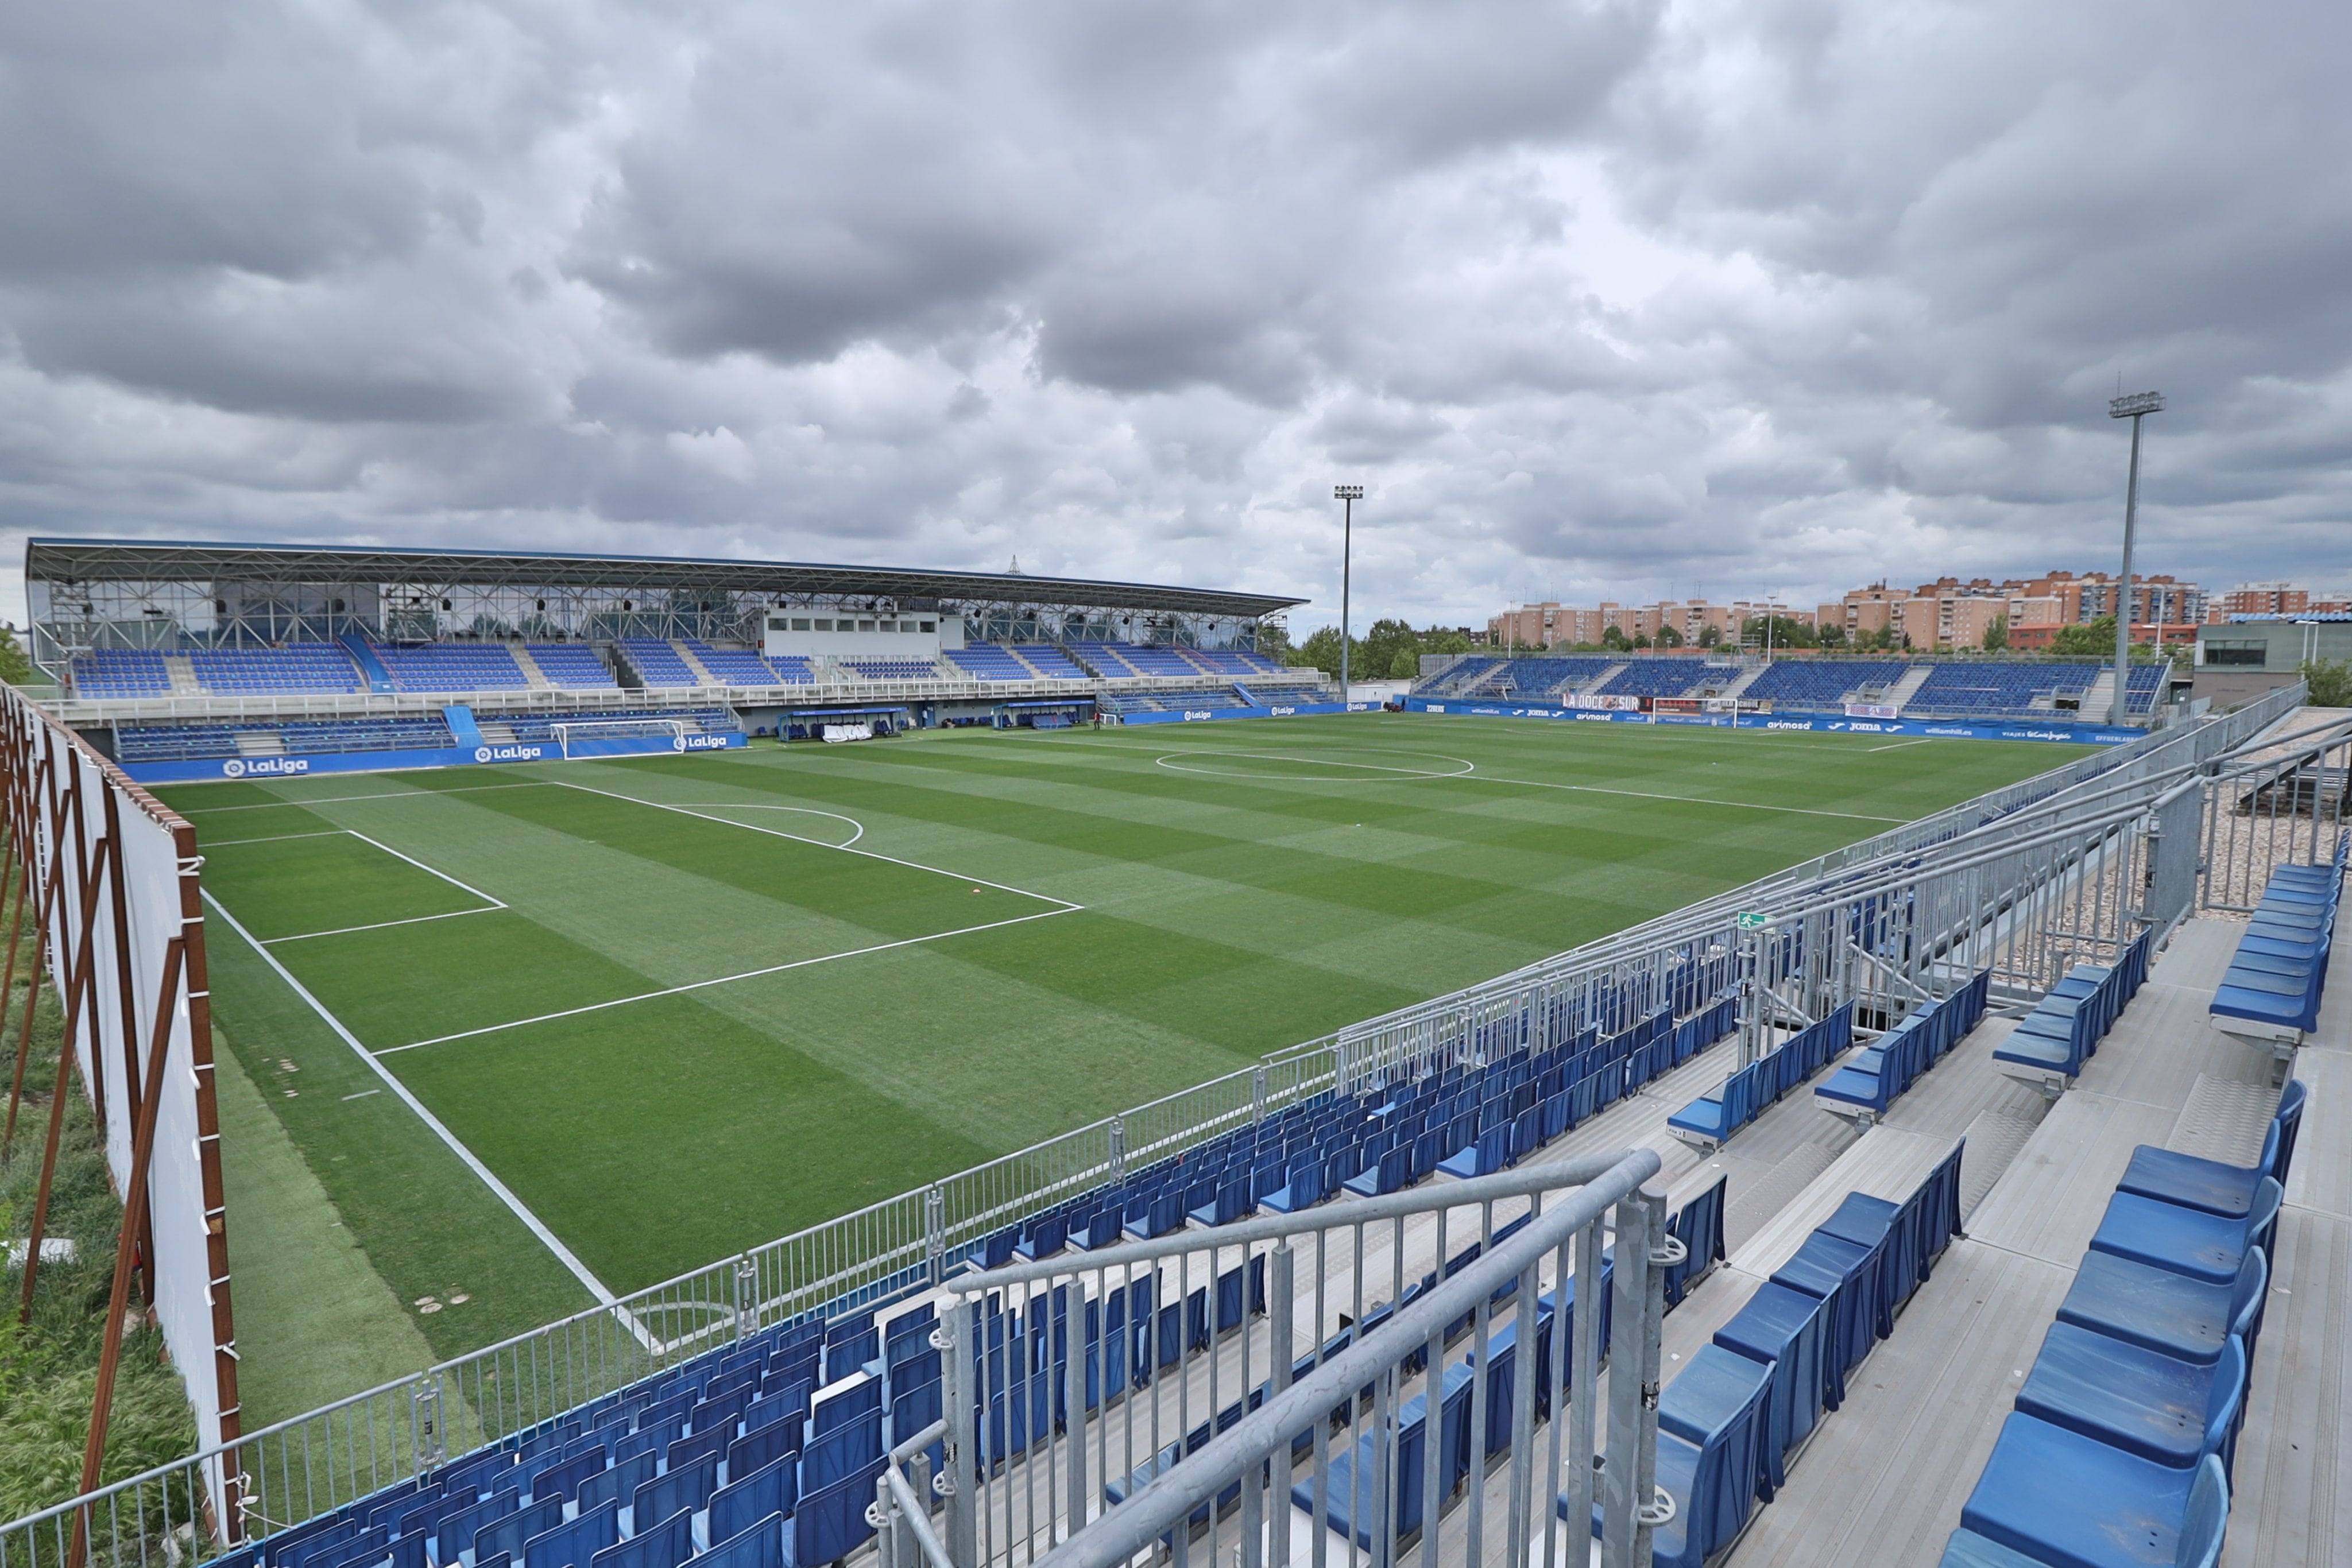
(2107, 390), (2164, 726)
(1334, 485), (1364, 706)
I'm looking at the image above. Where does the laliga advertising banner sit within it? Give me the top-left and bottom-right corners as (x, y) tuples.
(119, 731), (745, 787)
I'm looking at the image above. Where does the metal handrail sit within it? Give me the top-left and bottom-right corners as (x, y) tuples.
(1021, 1148), (1664, 1568)
(955, 1151), (1637, 1295)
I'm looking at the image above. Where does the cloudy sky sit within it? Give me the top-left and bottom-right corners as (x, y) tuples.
(2, 0), (2346, 631)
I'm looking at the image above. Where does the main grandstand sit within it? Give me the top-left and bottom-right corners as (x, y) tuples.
(28, 538), (1334, 777)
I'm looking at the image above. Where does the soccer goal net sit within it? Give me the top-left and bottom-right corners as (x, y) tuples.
(547, 717), (691, 758)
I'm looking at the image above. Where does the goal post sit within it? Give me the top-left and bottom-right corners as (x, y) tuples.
(546, 717), (690, 760)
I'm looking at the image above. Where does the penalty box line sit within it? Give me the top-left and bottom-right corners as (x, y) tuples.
(375, 904), (1082, 1055)
(202, 889), (625, 1313)
(547, 777), (1083, 911)
(206, 827), (510, 944)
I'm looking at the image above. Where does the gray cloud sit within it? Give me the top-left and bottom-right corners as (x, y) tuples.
(1, 0), (2347, 634)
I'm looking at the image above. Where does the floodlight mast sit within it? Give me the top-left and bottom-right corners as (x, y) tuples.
(1334, 485), (1365, 706)
(2107, 391), (2164, 726)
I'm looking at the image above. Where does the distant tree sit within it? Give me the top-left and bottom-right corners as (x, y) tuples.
(2302, 658), (2352, 707)
(1600, 624), (1632, 652)
(1980, 613), (2009, 653)
(1292, 625), (1346, 674)
(2049, 615), (2115, 658)
(0, 626), (33, 686)
(1422, 628), (1473, 657)
(1817, 622), (1848, 648)
(1632, 632), (1653, 649)
(1697, 625), (1722, 648)
(1254, 623), (1294, 661)
(1656, 625), (1685, 648)
(1359, 618), (1420, 679)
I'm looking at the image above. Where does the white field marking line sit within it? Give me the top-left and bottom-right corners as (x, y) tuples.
(265, 907), (503, 944)
(1037, 733), (1908, 824)
(376, 905), (1084, 1055)
(345, 830), (510, 907)
(656, 804), (865, 847)
(255, 830), (509, 944)
(547, 778), (1082, 911)
(1868, 738), (1936, 752)
(342, 1089), (381, 1101)
(202, 890), (626, 1312)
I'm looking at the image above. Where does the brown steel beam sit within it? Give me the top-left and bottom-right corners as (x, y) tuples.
(18, 816), (112, 1323)
(64, 936), (184, 1568)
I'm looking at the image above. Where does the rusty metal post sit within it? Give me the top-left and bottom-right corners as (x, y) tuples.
(18, 802), (114, 1322)
(67, 936), (185, 1568)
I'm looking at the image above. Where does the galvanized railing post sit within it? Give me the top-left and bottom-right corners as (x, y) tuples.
(1635, 1188), (1676, 1565)
(1601, 1191), (1649, 1568)
(1063, 1287), (1086, 1545)
(1561, 1213), (1603, 1558)
(926, 1186), (946, 1288)
(940, 1303), (976, 1568)
(1269, 1244), (1295, 1568)
(1506, 1255), (1539, 1568)
(734, 1256), (757, 1341)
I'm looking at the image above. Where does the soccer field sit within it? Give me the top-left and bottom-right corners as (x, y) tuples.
(162, 714), (2090, 1376)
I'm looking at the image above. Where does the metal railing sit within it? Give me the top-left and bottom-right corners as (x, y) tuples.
(2200, 706), (2352, 912)
(877, 1149), (1668, 1568)
(1, 684), (2311, 1563)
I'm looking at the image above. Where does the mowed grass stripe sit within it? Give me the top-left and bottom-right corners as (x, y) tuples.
(614, 742), (1862, 935)
(202, 832), (496, 943)
(385, 992), (998, 1290)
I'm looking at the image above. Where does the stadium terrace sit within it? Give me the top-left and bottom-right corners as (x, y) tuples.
(25, 537), (1349, 780)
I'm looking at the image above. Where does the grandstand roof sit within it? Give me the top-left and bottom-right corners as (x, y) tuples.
(24, 537), (1307, 618)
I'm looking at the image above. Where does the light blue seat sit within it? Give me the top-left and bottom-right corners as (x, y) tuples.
(1770, 1232), (1881, 1379)
(1563, 1346), (1772, 1568)
(2086, 1180), (2281, 1286)
(1713, 1281), (1831, 1481)
(2015, 1326), (2245, 1469)
(1960, 1417), (2226, 1568)
(2117, 1083), (2300, 1218)
(2054, 1248), (2265, 1367)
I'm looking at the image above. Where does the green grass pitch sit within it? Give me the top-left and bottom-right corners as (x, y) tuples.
(158, 714), (2090, 1387)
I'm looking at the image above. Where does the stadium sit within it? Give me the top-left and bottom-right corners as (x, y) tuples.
(3, 533), (2345, 1568)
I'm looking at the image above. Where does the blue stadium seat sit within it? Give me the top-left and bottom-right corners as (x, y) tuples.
(1959, 1419), (2226, 1568)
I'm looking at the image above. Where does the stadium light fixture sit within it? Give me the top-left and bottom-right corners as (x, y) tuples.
(1334, 485), (1365, 706)
(2107, 390), (2164, 726)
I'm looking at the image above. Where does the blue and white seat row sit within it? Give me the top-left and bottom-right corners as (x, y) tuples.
(1993, 931), (2154, 1089)
(1940, 1078), (2305, 1568)
(1816, 971), (1992, 1125)
(2209, 835), (2345, 1050)
(1668, 1001), (1866, 1151)
(1563, 1147), (1967, 1567)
